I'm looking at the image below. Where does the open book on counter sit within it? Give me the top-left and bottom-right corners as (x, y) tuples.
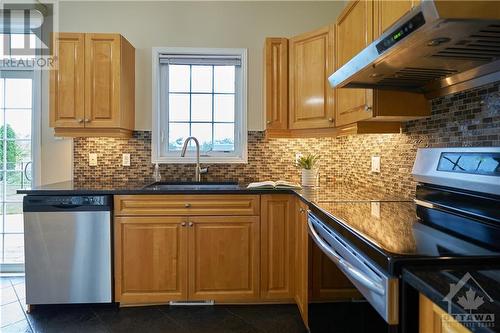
(246, 181), (302, 189)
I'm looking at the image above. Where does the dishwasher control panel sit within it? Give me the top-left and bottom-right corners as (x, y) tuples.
(24, 195), (112, 211)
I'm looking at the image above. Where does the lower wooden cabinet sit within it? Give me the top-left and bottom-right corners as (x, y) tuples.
(114, 215), (259, 304)
(260, 195), (295, 300)
(188, 216), (260, 301)
(420, 294), (471, 333)
(295, 199), (309, 328)
(114, 216), (188, 304)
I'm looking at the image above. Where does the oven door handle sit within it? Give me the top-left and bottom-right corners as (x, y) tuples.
(307, 215), (385, 296)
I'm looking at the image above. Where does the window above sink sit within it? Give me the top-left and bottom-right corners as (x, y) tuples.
(152, 47), (248, 164)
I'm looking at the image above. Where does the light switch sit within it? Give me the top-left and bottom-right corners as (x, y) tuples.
(122, 153), (131, 167)
(371, 202), (381, 218)
(371, 156), (381, 173)
(89, 153), (98, 166)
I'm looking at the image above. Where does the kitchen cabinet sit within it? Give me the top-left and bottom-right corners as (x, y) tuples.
(295, 199), (309, 328)
(311, 244), (359, 301)
(114, 195), (260, 304)
(188, 216), (260, 301)
(50, 33), (135, 138)
(374, 0), (420, 37)
(334, 0), (429, 130)
(264, 38), (289, 134)
(289, 25), (335, 130)
(114, 216), (188, 304)
(420, 294), (471, 333)
(260, 195), (295, 300)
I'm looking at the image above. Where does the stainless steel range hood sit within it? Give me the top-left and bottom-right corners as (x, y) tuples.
(329, 1), (500, 97)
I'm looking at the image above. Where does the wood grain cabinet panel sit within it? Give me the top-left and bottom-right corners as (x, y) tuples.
(264, 38), (289, 132)
(50, 32), (135, 138)
(114, 216), (188, 304)
(294, 199), (309, 329)
(260, 195), (295, 300)
(188, 216), (260, 301)
(420, 294), (471, 333)
(114, 195), (260, 216)
(50, 33), (85, 128)
(289, 25), (335, 130)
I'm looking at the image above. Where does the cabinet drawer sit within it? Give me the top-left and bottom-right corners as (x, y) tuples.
(114, 195), (260, 216)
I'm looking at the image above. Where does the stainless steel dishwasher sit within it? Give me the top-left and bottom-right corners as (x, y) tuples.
(23, 195), (112, 305)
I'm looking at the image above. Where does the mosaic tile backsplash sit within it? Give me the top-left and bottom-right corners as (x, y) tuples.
(73, 82), (500, 199)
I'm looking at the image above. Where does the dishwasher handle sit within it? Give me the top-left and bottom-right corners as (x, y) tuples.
(307, 213), (385, 296)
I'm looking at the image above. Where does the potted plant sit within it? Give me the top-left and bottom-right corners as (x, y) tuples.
(296, 154), (320, 187)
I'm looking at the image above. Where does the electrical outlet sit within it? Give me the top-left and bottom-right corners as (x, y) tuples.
(295, 153), (303, 164)
(122, 153), (131, 166)
(371, 202), (381, 218)
(371, 156), (381, 173)
(89, 153), (98, 166)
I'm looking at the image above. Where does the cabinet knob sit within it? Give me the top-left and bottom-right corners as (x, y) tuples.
(84, 118), (91, 123)
(266, 120), (272, 124)
(189, 222), (193, 227)
(364, 105), (373, 112)
(184, 203), (191, 208)
(77, 118), (84, 123)
(328, 118), (334, 122)
(181, 222), (186, 227)
(299, 208), (305, 213)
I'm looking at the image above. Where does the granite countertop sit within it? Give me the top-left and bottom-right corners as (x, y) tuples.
(403, 267), (500, 333)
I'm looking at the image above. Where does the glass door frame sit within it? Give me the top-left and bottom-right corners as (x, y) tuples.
(0, 64), (41, 273)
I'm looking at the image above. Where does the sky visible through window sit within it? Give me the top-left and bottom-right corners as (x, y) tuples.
(168, 64), (236, 153)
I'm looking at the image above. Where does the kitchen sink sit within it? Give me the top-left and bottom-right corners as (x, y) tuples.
(143, 181), (241, 190)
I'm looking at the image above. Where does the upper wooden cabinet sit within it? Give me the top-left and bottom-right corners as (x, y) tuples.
(264, 38), (289, 132)
(289, 25), (335, 130)
(334, 0), (430, 129)
(50, 33), (135, 138)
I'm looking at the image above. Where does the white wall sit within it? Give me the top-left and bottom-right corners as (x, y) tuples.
(41, 1), (346, 183)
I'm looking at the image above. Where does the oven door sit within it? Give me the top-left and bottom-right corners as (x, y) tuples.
(307, 212), (399, 325)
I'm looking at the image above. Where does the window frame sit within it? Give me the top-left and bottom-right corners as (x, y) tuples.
(152, 47), (248, 164)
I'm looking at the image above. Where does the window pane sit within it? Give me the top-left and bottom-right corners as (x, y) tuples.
(169, 65), (190, 92)
(191, 65), (212, 93)
(214, 94), (235, 122)
(5, 79), (32, 108)
(0, 34), (6, 58)
(6, 109), (31, 139)
(214, 66), (235, 93)
(214, 123), (234, 151)
(10, 34), (27, 49)
(169, 94), (190, 121)
(0, 79), (4, 107)
(4, 234), (24, 263)
(169, 122), (189, 151)
(191, 123), (212, 152)
(4, 203), (23, 233)
(6, 171), (25, 202)
(191, 94), (212, 122)
(4, 141), (31, 171)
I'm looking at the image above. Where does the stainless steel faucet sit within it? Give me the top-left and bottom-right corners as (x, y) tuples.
(180, 137), (208, 182)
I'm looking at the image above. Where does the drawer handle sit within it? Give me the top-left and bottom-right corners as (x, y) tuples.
(364, 105), (373, 112)
(184, 203), (191, 208)
(181, 222), (186, 227)
(189, 222), (193, 227)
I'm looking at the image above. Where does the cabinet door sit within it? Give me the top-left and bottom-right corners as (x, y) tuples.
(335, 0), (374, 126)
(289, 25), (334, 129)
(50, 33), (85, 128)
(295, 200), (309, 329)
(84, 33), (121, 128)
(311, 243), (359, 300)
(264, 38), (288, 130)
(375, 0), (416, 38)
(114, 216), (188, 304)
(188, 216), (260, 301)
(261, 195), (294, 300)
(420, 294), (471, 333)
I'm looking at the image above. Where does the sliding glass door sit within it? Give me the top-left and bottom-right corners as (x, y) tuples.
(0, 69), (35, 272)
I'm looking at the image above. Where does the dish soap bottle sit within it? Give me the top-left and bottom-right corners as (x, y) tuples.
(153, 163), (162, 182)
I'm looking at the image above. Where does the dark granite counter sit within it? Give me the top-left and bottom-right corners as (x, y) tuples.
(403, 267), (500, 333)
